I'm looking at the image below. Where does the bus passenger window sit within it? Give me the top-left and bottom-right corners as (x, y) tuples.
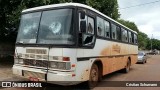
(128, 31), (132, 43)
(87, 17), (94, 34)
(104, 20), (110, 38)
(134, 34), (138, 44)
(131, 32), (134, 43)
(111, 24), (117, 39)
(97, 17), (104, 37)
(122, 28), (128, 42)
(116, 26), (121, 40)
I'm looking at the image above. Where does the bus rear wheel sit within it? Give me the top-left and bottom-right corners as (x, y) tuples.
(123, 59), (131, 73)
(87, 64), (99, 88)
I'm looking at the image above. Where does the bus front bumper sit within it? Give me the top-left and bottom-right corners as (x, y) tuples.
(12, 65), (81, 85)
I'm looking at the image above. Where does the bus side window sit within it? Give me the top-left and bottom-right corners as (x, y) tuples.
(131, 32), (134, 43)
(128, 31), (132, 43)
(134, 34), (138, 44)
(97, 17), (104, 37)
(87, 16), (94, 34)
(111, 24), (117, 40)
(83, 16), (95, 45)
(104, 20), (110, 38)
(122, 28), (128, 42)
(116, 26), (121, 40)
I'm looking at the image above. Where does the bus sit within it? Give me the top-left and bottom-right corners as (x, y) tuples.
(13, 3), (138, 87)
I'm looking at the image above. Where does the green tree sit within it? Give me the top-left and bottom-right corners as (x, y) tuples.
(0, 0), (22, 42)
(138, 32), (149, 50)
(86, 0), (120, 20)
(146, 38), (160, 50)
(117, 19), (139, 33)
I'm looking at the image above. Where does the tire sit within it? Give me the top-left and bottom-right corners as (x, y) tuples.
(142, 61), (145, 64)
(86, 64), (99, 88)
(145, 60), (147, 63)
(123, 59), (131, 73)
(142, 60), (145, 64)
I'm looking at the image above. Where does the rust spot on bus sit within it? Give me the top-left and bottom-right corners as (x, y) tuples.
(112, 44), (121, 53)
(100, 46), (110, 56)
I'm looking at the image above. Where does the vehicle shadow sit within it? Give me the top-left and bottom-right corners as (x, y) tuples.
(97, 68), (136, 87)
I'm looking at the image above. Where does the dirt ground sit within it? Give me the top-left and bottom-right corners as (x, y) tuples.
(0, 55), (160, 90)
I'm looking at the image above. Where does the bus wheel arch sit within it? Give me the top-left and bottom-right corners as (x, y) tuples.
(122, 57), (131, 73)
(128, 57), (131, 63)
(86, 60), (103, 88)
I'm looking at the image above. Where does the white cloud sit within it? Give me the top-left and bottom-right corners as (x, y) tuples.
(138, 24), (153, 37)
(118, 0), (160, 40)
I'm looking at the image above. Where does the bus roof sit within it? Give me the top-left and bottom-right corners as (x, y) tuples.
(22, 3), (137, 34)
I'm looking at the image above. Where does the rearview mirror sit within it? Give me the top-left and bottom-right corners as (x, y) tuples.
(80, 21), (86, 33)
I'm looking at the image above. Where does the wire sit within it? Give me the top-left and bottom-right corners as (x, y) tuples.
(119, 0), (160, 10)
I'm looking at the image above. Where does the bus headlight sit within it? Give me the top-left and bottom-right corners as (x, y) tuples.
(58, 62), (67, 69)
(50, 62), (58, 68)
(14, 59), (24, 64)
(14, 59), (19, 64)
(19, 59), (24, 64)
(50, 61), (71, 70)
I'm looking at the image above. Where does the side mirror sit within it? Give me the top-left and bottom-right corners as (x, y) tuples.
(80, 21), (86, 33)
(80, 11), (85, 19)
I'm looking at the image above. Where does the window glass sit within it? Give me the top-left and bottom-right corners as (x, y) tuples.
(131, 32), (134, 43)
(111, 24), (117, 39)
(87, 17), (94, 34)
(97, 17), (104, 36)
(104, 21), (110, 38)
(16, 12), (41, 43)
(121, 28), (128, 42)
(134, 34), (138, 44)
(128, 31), (132, 43)
(37, 9), (74, 44)
(116, 26), (121, 40)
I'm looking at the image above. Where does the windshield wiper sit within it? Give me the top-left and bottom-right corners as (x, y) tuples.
(16, 41), (24, 44)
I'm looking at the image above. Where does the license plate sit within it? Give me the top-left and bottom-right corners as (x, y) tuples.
(29, 77), (39, 81)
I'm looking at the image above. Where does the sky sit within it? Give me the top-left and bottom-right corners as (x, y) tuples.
(118, 0), (160, 40)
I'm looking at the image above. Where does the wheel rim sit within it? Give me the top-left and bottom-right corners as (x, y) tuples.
(91, 68), (98, 81)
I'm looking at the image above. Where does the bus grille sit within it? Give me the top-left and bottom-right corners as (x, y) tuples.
(26, 49), (47, 54)
(23, 59), (48, 68)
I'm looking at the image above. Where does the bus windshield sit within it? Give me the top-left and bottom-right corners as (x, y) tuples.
(16, 9), (74, 45)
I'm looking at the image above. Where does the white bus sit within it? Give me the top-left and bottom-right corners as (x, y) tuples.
(13, 3), (138, 87)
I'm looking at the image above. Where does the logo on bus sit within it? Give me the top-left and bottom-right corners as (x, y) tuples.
(112, 44), (121, 53)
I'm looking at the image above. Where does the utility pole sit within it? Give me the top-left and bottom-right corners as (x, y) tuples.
(151, 34), (153, 51)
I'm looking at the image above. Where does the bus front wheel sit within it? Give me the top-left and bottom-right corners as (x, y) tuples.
(87, 64), (99, 88)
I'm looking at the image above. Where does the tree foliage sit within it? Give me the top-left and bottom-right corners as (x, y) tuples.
(117, 19), (139, 33)
(86, 0), (120, 19)
(0, 0), (22, 42)
(146, 38), (160, 50)
(138, 32), (149, 50)
(1, 0), (160, 50)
